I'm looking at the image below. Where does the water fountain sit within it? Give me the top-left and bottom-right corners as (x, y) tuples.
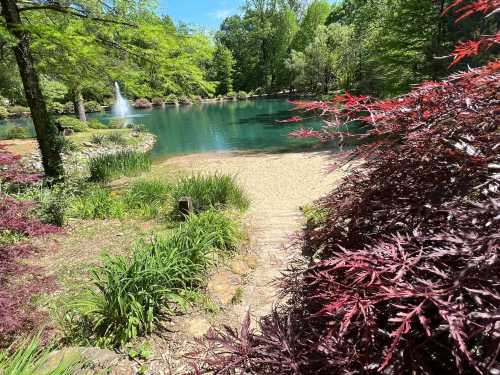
(112, 82), (132, 120)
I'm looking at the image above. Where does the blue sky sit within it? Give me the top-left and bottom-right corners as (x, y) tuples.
(157, 0), (247, 30)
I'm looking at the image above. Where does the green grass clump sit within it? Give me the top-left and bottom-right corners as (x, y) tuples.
(90, 134), (106, 145)
(124, 179), (171, 218)
(69, 210), (242, 347)
(89, 151), (152, 182)
(69, 187), (125, 220)
(106, 132), (127, 146)
(55, 116), (88, 133)
(0, 335), (81, 375)
(171, 174), (249, 214)
(72, 242), (203, 347)
(87, 119), (106, 129)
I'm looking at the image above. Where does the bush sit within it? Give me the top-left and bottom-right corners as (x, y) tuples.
(57, 136), (79, 154)
(55, 116), (88, 133)
(171, 174), (249, 215)
(0, 106), (8, 119)
(178, 96), (192, 105)
(106, 132), (127, 146)
(196, 65), (500, 374)
(84, 100), (102, 113)
(108, 118), (125, 129)
(134, 98), (152, 109)
(63, 102), (75, 114)
(124, 179), (171, 218)
(164, 94), (178, 104)
(125, 123), (147, 133)
(4, 126), (30, 140)
(69, 186), (125, 220)
(236, 91), (248, 99)
(89, 151), (152, 182)
(151, 97), (165, 107)
(8, 105), (30, 115)
(87, 119), (106, 129)
(90, 134), (107, 145)
(49, 101), (65, 114)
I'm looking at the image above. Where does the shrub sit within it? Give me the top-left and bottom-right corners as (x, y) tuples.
(89, 151), (152, 182)
(8, 105), (30, 115)
(4, 126), (30, 140)
(134, 98), (152, 109)
(84, 100), (102, 113)
(165, 94), (178, 104)
(49, 101), (65, 114)
(124, 179), (171, 218)
(0, 334), (81, 373)
(0, 145), (41, 184)
(90, 134), (107, 145)
(125, 123), (147, 133)
(55, 116), (88, 133)
(178, 96), (193, 105)
(171, 174), (249, 215)
(71, 238), (202, 347)
(0, 106), (9, 119)
(151, 97), (165, 107)
(63, 102), (75, 114)
(236, 91), (248, 99)
(108, 118), (125, 129)
(87, 119), (106, 129)
(69, 186), (125, 220)
(194, 64), (500, 374)
(106, 132), (127, 146)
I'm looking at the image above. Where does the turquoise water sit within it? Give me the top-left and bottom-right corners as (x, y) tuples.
(1, 99), (358, 157)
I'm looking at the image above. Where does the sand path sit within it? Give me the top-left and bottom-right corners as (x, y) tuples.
(161, 150), (344, 321)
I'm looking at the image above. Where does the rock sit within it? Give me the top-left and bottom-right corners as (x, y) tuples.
(207, 271), (241, 305)
(187, 318), (212, 338)
(230, 259), (250, 276)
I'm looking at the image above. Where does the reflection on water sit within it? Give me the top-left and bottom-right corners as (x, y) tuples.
(0, 99), (363, 157)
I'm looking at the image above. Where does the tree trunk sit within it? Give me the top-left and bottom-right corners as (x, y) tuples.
(72, 87), (87, 122)
(0, 0), (64, 181)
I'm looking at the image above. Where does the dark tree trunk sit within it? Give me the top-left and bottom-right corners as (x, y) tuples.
(0, 0), (64, 180)
(72, 87), (87, 122)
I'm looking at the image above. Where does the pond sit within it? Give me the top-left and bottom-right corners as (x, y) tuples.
(1, 99), (361, 157)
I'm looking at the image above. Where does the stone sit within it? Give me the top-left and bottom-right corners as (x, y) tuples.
(207, 271), (241, 305)
(230, 259), (250, 276)
(187, 318), (212, 338)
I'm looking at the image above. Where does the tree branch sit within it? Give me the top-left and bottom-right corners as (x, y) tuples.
(18, 4), (137, 27)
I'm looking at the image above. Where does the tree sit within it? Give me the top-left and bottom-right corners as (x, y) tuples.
(291, 0), (331, 52)
(212, 43), (235, 95)
(0, 0), (64, 179)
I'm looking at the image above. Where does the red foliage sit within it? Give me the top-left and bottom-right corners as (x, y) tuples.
(192, 60), (500, 374)
(0, 144), (41, 184)
(275, 116), (303, 123)
(0, 147), (59, 345)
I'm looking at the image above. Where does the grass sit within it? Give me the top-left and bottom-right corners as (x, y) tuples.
(124, 179), (171, 218)
(106, 132), (127, 146)
(171, 174), (249, 214)
(0, 335), (81, 374)
(69, 186), (125, 220)
(67, 210), (242, 347)
(89, 151), (152, 182)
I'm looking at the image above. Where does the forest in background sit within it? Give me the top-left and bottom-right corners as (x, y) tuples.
(0, 0), (497, 114)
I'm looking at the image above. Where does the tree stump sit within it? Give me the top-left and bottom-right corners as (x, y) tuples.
(178, 196), (193, 218)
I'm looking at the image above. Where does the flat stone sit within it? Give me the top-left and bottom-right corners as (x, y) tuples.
(187, 318), (212, 338)
(207, 271), (241, 305)
(230, 259), (250, 276)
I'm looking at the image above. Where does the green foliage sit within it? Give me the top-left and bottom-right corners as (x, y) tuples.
(0, 106), (8, 119)
(108, 119), (126, 129)
(236, 91), (248, 100)
(55, 116), (88, 133)
(58, 136), (79, 154)
(211, 43), (235, 95)
(106, 132), (127, 146)
(69, 186), (125, 220)
(8, 106), (30, 115)
(90, 134), (106, 145)
(164, 94), (178, 104)
(88, 151), (152, 182)
(291, 0), (331, 52)
(71, 240), (203, 347)
(87, 119), (106, 129)
(49, 102), (66, 114)
(84, 101), (101, 113)
(124, 179), (171, 218)
(4, 126), (30, 140)
(171, 174), (249, 214)
(0, 334), (81, 375)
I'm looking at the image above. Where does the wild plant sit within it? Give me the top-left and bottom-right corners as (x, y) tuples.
(88, 151), (152, 182)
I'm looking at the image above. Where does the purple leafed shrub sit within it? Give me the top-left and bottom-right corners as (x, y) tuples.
(0, 148), (59, 345)
(191, 41), (500, 375)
